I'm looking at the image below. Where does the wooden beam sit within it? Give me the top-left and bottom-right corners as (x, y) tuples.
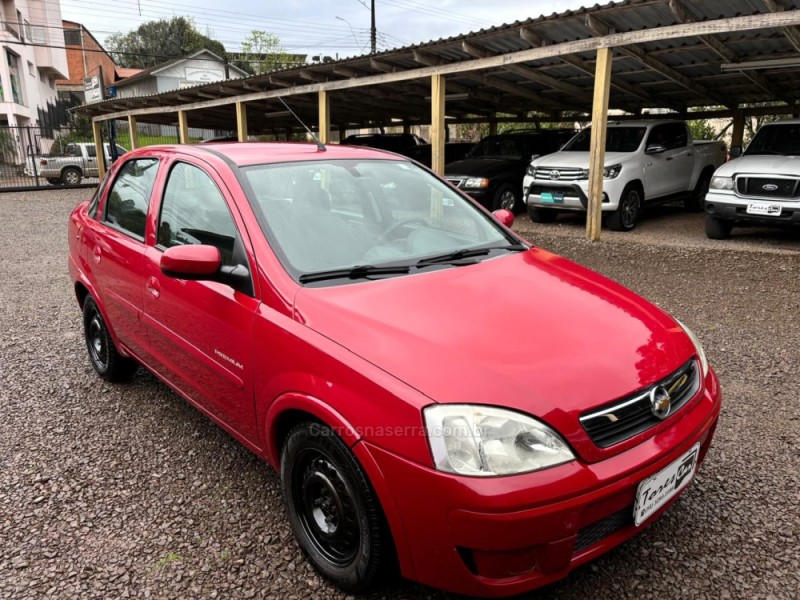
(763, 0), (800, 51)
(127, 115), (139, 149)
(318, 90), (330, 144)
(92, 119), (105, 179)
(82, 11), (800, 123)
(431, 75), (446, 175)
(587, 48), (613, 242)
(178, 110), (189, 144)
(731, 110), (745, 148)
(236, 102), (248, 142)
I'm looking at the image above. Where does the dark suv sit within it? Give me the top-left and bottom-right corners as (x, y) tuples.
(445, 129), (575, 212)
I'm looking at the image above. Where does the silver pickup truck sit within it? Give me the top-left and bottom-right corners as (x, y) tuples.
(25, 142), (127, 185)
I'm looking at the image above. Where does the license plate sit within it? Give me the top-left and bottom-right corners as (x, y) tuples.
(746, 202), (782, 216)
(634, 444), (700, 526)
(541, 191), (564, 204)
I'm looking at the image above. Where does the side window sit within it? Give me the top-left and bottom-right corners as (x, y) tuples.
(158, 162), (241, 266)
(669, 123), (688, 148)
(86, 145), (97, 158)
(646, 124), (670, 149)
(103, 158), (159, 239)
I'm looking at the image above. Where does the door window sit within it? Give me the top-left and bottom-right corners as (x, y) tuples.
(103, 158), (159, 239)
(157, 162), (241, 267)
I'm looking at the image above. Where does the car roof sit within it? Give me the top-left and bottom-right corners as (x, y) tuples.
(133, 141), (408, 167)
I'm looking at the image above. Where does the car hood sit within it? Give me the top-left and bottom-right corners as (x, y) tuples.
(532, 151), (634, 169)
(713, 154), (800, 177)
(294, 249), (694, 456)
(445, 158), (522, 178)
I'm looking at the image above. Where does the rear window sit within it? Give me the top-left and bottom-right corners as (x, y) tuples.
(562, 127), (646, 153)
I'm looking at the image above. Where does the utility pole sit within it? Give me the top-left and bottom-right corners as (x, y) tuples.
(370, 0), (376, 54)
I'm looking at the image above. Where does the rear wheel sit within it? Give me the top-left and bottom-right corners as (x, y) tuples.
(607, 185), (641, 231)
(705, 214), (733, 240)
(61, 167), (82, 186)
(82, 296), (138, 381)
(686, 171), (712, 212)
(281, 422), (393, 593)
(492, 183), (519, 213)
(528, 207), (558, 223)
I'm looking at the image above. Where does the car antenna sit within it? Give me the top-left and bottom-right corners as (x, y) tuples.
(278, 97), (326, 152)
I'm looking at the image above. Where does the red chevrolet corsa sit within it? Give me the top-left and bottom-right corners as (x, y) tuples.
(68, 142), (721, 597)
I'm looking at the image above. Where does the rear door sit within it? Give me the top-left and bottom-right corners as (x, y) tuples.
(141, 158), (261, 444)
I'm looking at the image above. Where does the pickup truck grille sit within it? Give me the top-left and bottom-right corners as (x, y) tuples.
(737, 177), (800, 199)
(579, 358), (700, 448)
(533, 167), (586, 181)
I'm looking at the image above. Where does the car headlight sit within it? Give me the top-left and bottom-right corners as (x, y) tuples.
(677, 320), (709, 377)
(423, 404), (575, 477)
(604, 164), (622, 179)
(464, 177), (489, 189)
(710, 176), (734, 190)
(525, 164), (535, 176)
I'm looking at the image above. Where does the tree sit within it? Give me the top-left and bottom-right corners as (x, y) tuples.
(232, 30), (296, 75)
(106, 17), (227, 68)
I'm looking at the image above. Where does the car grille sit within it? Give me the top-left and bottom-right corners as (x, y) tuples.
(575, 506), (633, 552)
(736, 176), (800, 199)
(533, 167), (586, 181)
(579, 358), (700, 448)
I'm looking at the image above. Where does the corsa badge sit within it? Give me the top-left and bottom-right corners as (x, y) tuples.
(650, 386), (672, 420)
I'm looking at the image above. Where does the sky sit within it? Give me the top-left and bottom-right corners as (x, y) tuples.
(59, 0), (588, 59)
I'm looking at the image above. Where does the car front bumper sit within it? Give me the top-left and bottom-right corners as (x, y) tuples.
(705, 192), (800, 225)
(522, 175), (628, 212)
(359, 368), (722, 597)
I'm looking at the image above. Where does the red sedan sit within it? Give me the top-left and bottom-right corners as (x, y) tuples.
(68, 142), (721, 597)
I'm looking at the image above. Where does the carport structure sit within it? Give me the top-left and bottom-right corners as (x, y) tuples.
(77, 0), (800, 240)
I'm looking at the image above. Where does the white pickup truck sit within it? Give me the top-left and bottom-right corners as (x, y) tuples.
(522, 120), (727, 230)
(704, 119), (800, 239)
(24, 142), (127, 185)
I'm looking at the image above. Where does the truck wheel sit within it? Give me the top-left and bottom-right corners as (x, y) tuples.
(61, 167), (82, 186)
(492, 184), (519, 213)
(686, 171), (712, 212)
(46, 178), (62, 186)
(607, 185), (641, 231)
(705, 214), (733, 240)
(528, 207), (558, 223)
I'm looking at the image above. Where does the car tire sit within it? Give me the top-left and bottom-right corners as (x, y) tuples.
(61, 167), (82, 186)
(46, 178), (62, 186)
(705, 214), (733, 240)
(492, 183), (520, 213)
(281, 421), (393, 594)
(686, 171), (712, 212)
(82, 296), (139, 381)
(607, 184), (641, 232)
(528, 206), (558, 223)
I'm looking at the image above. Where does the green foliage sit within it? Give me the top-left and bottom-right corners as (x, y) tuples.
(687, 119), (720, 141)
(106, 17), (227, 68)
(232, 30), (297, 75)
(0, 128), (17, 164)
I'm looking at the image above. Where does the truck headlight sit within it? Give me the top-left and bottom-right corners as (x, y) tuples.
(424, 404), (575, 476)
(677, 320), (709, 377)
(464, 177), (489, 189)
(525, 164), (535, 176)
(604, 164), (622, 179)
(710, 176), (734, 190)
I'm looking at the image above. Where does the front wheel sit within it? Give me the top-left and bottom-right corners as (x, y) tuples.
(82, 296), (138, 381)
(281, 422), (393, 593)
(686, 172), (711, 212)
(61, 167), (82, 186)
(705, 214), (733, 240)
(492, 183), (519, 213)
(607, 185), (641, 231)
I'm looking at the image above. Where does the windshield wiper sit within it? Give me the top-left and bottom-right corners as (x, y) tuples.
(416, 244), (527, 267)
(298, 264), (411, 284)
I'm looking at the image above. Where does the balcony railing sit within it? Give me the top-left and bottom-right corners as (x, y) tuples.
(2, 21), (20, 40)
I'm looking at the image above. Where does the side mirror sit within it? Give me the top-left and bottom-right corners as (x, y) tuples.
(492, 209), (515, 228)
(161, 244), (221, 279)
(730, 145), (743, 158)
(645, 144), (667, 154)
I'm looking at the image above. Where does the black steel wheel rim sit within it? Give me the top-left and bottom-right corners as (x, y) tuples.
(292, 449), (361, 567)
(621, 192), (639, 228)
(87, 306), (108, 370)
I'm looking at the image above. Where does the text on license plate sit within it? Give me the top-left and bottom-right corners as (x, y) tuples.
(634, 443), (700, 526)
(540, 191), (564, 204)
(746, 202), (782, 216)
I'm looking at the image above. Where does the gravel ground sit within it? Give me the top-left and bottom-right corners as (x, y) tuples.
(1, 189), (798, 600)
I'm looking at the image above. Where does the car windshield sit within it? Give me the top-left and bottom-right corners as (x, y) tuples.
(562, 127), (647, 153)
(466, 136), (526, 160)
(745, 123), (800, 156)
(241, 159), (516, 284)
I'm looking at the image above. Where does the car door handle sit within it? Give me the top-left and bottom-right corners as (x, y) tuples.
(687, 152), (693, 157)
(666, 156), (673, 161)
(146, 276), (161, 299)
(92, 246), (101, 264)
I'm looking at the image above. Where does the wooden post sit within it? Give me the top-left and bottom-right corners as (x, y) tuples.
(338, 126), (346, 143)
(178, 110), (189, 144)
(488, 117), (498, 136)
(586, 47), (613, 242)
(92, 119), (105, 179)
(431, 74), (446, 175)
(318, 90), (330, 144)
(731, 109), (745, 149)
(127, 115), (139, 149)
(236, 102), (248, 142)
(402, 122), (411, 134)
